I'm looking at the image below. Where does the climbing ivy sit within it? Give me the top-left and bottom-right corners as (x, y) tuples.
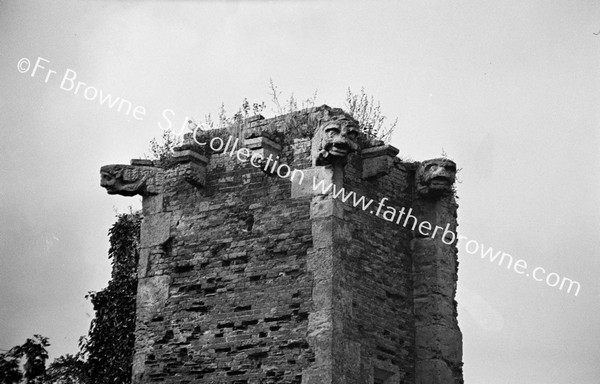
(82, 212), (141, 384)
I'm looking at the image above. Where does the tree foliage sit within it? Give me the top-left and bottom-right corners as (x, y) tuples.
(146, 129), (181, 162)
(1, 215), (141, 384)
(268, 78), (317, 116)
(0, 351), (22, 384)
(81, 212), (141, 384)
(44, 354), (89, 384)
(345, 87), (398, 144)
(14, 335), (50, 384)
(145, 82), (397, 159)
(0, 335), (49, 384)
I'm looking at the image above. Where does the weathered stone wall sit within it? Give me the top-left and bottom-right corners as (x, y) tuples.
(335, 150), (416, 383)
(100, 104), (463, 384)
(412, 197), (462, 383)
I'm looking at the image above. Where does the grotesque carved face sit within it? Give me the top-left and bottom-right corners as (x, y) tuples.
(417, 158), (457, 198)
(100, 165), (152, 196)
(100, 165), (125, 195)
(312, 117), (360, 165)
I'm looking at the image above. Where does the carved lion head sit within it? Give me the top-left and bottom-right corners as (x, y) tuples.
(416, 158), (457, 198)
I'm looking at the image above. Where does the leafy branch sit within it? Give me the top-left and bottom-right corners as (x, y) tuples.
(345, 87), (398, 143)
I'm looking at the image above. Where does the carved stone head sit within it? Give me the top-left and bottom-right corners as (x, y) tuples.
(416, 158), (457, 198)
(312, 116), (360, 166)
(101, 165), (126, 194)
(100, 164), (150, 196)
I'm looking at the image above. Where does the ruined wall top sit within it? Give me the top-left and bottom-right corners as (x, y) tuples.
(99, 104), (457, 203)
(97, 103), (463, 383)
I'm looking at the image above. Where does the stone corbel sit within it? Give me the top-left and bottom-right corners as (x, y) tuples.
(416, 158), (457, 200)
(361, 144), (399, 179)
(245, 136), (282, 175)
(311, 116), (360, 167)
(172, 149), (208, 188)
(100, 161), (163, 197)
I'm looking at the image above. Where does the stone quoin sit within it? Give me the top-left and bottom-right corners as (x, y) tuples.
(100, 105), (463, 384)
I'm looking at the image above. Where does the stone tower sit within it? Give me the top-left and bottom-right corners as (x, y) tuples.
(100, 105), (463, 384)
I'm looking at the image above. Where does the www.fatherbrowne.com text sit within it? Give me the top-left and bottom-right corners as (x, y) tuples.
(198, 134), (581, 297)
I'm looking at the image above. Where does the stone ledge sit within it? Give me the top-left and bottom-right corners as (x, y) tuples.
(362, 145), (399, 179)
(361, 144), (399, 159)
(172, 149), (208, 164)
(245, 136), (282, 151)
(130, 159), (156, 166)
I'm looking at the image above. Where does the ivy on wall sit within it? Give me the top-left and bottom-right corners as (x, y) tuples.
(82, 212), (141, 384)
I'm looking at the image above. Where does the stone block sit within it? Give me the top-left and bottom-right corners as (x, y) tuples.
(140, 212), (171, 247)
(301, 367), (332, 384)
(362, 144), (400, 159)
(335, 338), (361, 383)
(245, 136), (282, 170)
(291, 166), (342, 198)
(131, 351), (146, 384)
(412, 238), (442, 265)
(310, 196), (344, 219)
(245, 136), (281, 151)
(138, 248), (150, 278)
(413, 268), (456, 299)
(372, 359), (402, 384)
(172, 149), (208, 164)
(362, 145), (399, 179)
(363, 156), (391, 179)
(311, 217), (351, 248)
(415, 325), (462, 363)
(142, 194), (163, 215)
(306, 310), (334, 374)
(137, 275), (171, 320)
(130, 159), (155, 166)
(311, 277), (334, 309)
(413, 295), (455, 323)
(415, 359), (454, 384)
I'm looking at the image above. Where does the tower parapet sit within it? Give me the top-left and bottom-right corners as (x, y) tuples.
(100, 105), (463, 384)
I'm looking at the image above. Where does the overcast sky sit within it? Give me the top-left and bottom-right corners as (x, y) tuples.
(1, 1), (599, 383)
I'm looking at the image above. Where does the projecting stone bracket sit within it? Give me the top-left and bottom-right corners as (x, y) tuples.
(100, 162), (163, 197)
(245, 136), (282, 175)
(361, 144), (399, 179)
(415, 158), (457, 200)
(311, 113), (360, 167)
(172, 149), (208, 188)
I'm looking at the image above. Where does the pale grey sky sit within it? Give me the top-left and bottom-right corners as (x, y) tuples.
(1, 1), (599, 383)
